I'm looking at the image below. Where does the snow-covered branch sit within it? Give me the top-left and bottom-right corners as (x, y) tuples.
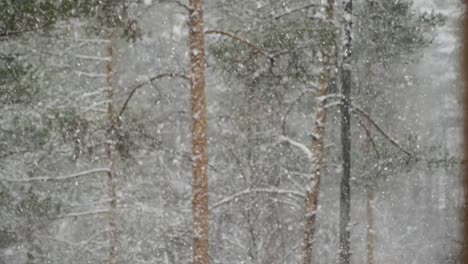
(274, 3), (321, 20)
(57, 209), (109, 219)
(0, 168), (109, 183)
(278, 135), (313, 160)
(211, 188), (305, 210)
(75, 54), (111, 61)
(75, 71), (107, 78)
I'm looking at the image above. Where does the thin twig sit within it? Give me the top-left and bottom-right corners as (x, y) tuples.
(118, 73), (189, 117)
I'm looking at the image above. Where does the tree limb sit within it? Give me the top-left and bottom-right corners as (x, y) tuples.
(352, 103), (413, 156)
(118, 72), (189, 117)
(0, 168), (109, 183)
(278, 135), (313, 160)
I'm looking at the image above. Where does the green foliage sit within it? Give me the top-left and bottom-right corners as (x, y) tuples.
(15, 189), (61, 220)
(0, 229), (17, 248)
(0, 55), (37, 105)
(0, 0), (98, 34)
(356, 0), (445, 65)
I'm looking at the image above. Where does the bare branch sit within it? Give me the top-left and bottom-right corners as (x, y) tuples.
(211, 188), (305, 210)
(205, 29), (273, 59)
(118, 73), (190, 117)
(0, 168), (109, 183)
(354, 114), (380, 159)
(352, 103), (412, 156)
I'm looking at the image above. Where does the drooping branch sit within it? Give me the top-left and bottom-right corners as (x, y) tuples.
(352, 103), (413, 156)
(354, 114), (380, 159)
(205, 29), (273, 59)
(318, 97), (412, 157)
(210, 188), (305, 210)
(118, 73), (189, 117)
(0, 168), (109, 183)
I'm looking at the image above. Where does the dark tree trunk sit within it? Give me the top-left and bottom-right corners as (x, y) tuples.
(338, 0), (352, 263)
(462, 1), (468, 262)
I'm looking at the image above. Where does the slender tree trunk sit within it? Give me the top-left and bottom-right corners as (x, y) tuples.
(338, 0), (352, 263)
(189, 0), (210, 263)
(105, 32), (119, 264)
(462, 1), (468, 262)
(366, 190), (375, 264)
(303, 1), (334, 263)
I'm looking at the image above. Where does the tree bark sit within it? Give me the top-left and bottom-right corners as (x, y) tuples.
(303, 1), (334, 263)
(105, 31), (119, 264)
(338, 0), (352, 263)
(189, 0), (210, 263)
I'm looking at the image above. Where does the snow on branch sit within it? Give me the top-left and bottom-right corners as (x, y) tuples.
(278, 135), (313, 160)
(56, 209), (109, 219)
(205, 29), (274, 59)
(75, 71), (107, 78)
(274, 3), (322, 20)
(211, 188), (305, 210)
(75, 54), (111, 62)
(118, 72), (190, 117)
(0, 168), (109, 183)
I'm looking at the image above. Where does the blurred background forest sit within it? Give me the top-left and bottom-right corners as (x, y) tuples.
(0, 0), (464, 263)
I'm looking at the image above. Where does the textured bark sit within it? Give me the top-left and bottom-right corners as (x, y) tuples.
(338, 0), (352, 263)
(366, 190), (375, 264)
(463, 2), (468, 262)
(189, 0), (210, 263)
(105, 32), (119, 264)
(303, 1), (334, 263)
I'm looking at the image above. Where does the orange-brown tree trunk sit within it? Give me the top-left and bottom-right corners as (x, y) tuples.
(105, 32), (119, 264)
(189, 0), (210, 263)
(303, 1), (334, 263)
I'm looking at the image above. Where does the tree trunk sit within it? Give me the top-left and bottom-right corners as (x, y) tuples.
(338, 0), (352, 263)
(303, 1), (334, 263)
(189, 0), (210, 263)
(462, 1), (468, 263)
(105, 32), (119, 264)
(366, 190), (375, 264)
